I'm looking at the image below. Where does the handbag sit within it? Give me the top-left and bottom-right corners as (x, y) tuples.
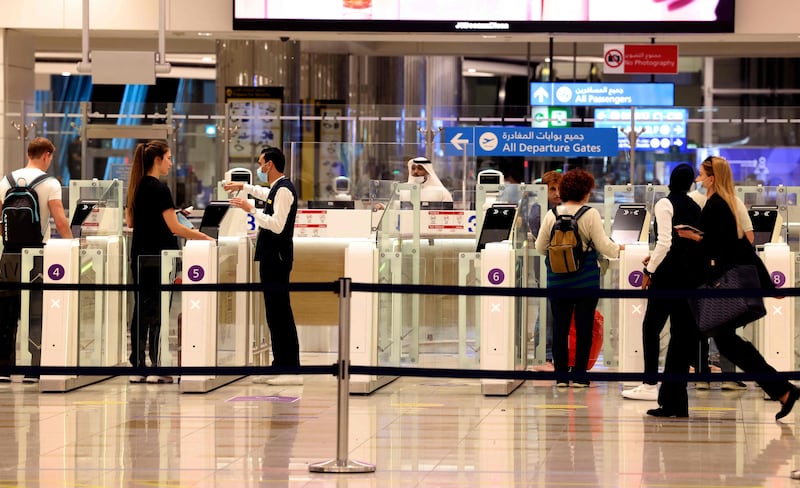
(689, 264), (767, 337)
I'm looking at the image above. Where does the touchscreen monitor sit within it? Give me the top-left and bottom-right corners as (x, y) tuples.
(477, 204), (517, 252)
(749, 206), (780, 246)
(610, 204), (648, 244)
(199, 202), (230, 239)
(70, 200), (99, 238)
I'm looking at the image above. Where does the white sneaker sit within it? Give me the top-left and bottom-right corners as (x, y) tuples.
(621, 383), (659, 401)
(266, 375), (303, 386)
(695, 381), (711, 390)
(129, 375), (146, 383)
(146, 375), (174, 384)
(251, 375), (276, 384)
(0, 376), (11, 383)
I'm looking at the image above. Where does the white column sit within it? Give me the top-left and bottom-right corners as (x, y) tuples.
(1, 29), (35, 175)
(0, 29), (4, 171)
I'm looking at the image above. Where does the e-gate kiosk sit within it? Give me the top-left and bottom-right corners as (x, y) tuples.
(180, 170), (254, 393)
(748, 204), (794, 371)
(478, 203), (525, 396)
(613, 203), (651, 380)
(603, 184), (664, 379)
(39, 179), (126, 392)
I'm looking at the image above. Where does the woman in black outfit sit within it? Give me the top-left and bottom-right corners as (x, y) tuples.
(670, 156), (799, 420)
(126, 141), (213, 384)
(635, 164), (704, 411)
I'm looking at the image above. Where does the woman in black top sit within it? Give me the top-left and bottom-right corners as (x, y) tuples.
(675, 156), (799, 420)
(126, 140), (212, 383)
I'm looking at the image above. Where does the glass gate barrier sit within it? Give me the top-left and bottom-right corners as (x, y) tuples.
(18, 249), (44, 377)
(157, 238), (253, 391)
(371, 179), (547, 374)
(32, 237), (127, 392)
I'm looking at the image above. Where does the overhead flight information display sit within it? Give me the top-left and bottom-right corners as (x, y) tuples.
(234, 0), (734, 33)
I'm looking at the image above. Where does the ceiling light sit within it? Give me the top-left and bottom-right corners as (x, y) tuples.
(61, 71), (71, 77)
(201, 56), (213, 62)
(468, 68), (477, 73)
(197, 32), (212, 37)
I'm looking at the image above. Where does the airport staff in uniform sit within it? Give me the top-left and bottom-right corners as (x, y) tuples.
(225, 146), (301, 386)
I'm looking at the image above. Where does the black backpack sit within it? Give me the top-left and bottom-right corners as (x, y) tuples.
(547, 205), (592, 274)
(2, 172), (51, 253)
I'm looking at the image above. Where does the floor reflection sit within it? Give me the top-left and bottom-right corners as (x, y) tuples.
(0, 375), (798, 487)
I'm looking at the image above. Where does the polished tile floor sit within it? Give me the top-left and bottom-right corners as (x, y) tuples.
(1, 373), (799, 487)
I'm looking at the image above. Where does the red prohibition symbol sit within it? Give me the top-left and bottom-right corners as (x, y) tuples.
(605, 49), (623, 68)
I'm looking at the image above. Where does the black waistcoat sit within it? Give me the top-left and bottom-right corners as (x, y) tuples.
(254, 178), (297, 268)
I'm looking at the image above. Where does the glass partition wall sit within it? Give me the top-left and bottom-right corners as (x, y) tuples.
(5, 101), (800, 372)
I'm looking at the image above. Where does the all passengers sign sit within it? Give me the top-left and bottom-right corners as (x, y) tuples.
(603, 44), (679, 75)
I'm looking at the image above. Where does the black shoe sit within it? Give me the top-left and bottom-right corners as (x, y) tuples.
(776, 386), (800, 421)
(646, 407), (689, 418)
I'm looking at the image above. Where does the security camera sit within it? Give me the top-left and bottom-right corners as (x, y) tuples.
(280, 36), (290, 42)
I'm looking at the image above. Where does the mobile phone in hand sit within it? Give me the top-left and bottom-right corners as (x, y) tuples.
(674, 224), (703, 235)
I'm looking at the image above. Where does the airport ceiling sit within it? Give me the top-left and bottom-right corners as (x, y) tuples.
(25, 28), (800, 63)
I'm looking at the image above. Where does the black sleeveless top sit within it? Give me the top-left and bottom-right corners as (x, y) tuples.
(651, 192), (703, 289)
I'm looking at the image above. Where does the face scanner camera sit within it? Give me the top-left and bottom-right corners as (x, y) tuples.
(334, 176), (352, 201)
(477, 169), (504, 188)
(222, 168), (252, 197)
(477, 169), (504, 209)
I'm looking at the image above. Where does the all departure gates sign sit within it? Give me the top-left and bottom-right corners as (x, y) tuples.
(444, 127), (619, 158)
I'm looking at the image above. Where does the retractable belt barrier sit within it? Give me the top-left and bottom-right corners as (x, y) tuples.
(1, 279), (797, 384)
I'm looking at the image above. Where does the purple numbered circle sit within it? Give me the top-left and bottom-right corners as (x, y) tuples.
(628, 270), (644, 287)
(187, 265), (205, 282)
(488, 268), (505, 285)
(47, 264), (65, 281)
(771, 271), (786, 288)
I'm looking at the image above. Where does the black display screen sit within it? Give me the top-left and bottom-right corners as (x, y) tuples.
(477, 205), (517, 252)
(749, 206), (779, 246)
(610, 204), (648, 245)
(199, 202), (230, 239)
(70, 200), (99, 238)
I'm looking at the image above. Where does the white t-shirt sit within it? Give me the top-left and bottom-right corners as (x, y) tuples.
(0, 168), (63, 242)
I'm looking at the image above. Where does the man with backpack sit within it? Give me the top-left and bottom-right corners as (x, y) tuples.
(0, 137), (72, 382)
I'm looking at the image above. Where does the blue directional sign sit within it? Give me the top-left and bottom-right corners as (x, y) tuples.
(594, 107), (688, 151)
(444, 126), (619, 157)
(530, 82), (674, 107)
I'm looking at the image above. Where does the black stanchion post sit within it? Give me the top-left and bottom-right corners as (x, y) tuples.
(309, 277), (375, 473)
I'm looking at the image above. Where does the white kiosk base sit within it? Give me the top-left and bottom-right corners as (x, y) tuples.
(346, 241), (398, 395)
(760, 243), (794, 371)
(179, 240), (243, 393)
(40, 239), (112, 392)
(618, 244), (649, 386)
(480, 242), (523, 396)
